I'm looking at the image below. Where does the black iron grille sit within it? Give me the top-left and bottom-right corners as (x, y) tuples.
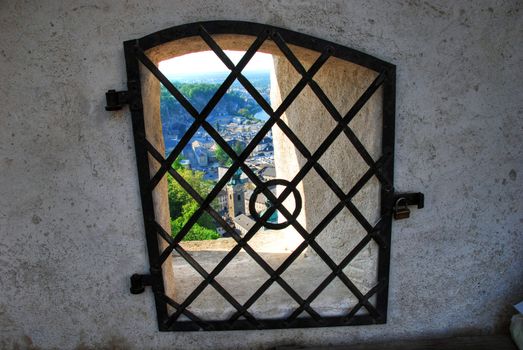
(123, 21), (396, 331)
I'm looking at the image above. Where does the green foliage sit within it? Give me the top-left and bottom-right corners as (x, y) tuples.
(215, 145), (233, 166)
(177, 83), (220, 112)
(172, 155), (183, 170)
(238, 108), (252, 118)
(170, 201), (220, 241)
(160, 82), (263, 137)
(178, 224), (221, 241)
(214, 141), (245, 166)
(232, 141), (245, 155)
(167, 159), (219, 241)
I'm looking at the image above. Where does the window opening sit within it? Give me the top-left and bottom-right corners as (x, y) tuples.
(105, 21), (423, 331)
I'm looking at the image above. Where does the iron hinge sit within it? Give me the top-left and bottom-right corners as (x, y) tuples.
(130, 273), (151, 294)
(130, 267), (164, 294)
(392, 192), (424, 220)
(105, 89), (129, 111)
(132, 273), (164, 295)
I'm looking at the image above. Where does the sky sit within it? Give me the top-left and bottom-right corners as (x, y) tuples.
(159, 50), (273, 77)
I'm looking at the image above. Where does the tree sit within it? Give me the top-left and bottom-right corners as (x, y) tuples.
(232, 141), (245, 155)
(238, 108), (252, 119)
(166, 158), (219, 241)
(215, 145), (233, 166)
(170, 201), (220, 241)
(214, 141), (245, 166)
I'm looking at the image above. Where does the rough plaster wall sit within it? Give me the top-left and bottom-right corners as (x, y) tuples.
(0, 0), (521, 349)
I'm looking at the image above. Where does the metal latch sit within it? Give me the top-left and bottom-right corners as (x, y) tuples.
(392, 192), (424, 220)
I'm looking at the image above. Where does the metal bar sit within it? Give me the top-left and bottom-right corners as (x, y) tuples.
(242, 37), (390, 233)
(123, 40), (168, 329)
(375, 66), (396, 322)
(307, 79), (386, 172)
(140, 32), (271, 253)
(157, 293), (211, 330)
(167, 314), (376, 331)
(183, 37), (349, 320)
(151, 144), (380, 325)
(239, 72), (387, 241)
(148, 214), (260, 327)
(228, 199), (347, 322)
(137, 21), (393, 73)
(271, 117), (376, 232)
(198, 31), (383, 243)
(343, 282), (385, 322)
(173, 244), (261, 327)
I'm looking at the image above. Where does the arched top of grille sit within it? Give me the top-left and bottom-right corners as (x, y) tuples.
(129, 20), (394, 73)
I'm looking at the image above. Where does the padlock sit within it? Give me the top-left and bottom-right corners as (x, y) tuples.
(393, 197), (410, 220)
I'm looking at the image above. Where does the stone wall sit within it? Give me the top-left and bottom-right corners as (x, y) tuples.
(0, 1), (521, 349)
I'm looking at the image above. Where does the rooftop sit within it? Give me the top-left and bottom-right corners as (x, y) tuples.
(233, 214), (256, 231)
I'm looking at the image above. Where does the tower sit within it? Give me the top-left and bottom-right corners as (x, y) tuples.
(226, 169), (245, 219)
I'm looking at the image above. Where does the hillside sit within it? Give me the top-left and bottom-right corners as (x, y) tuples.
(160, 74), (270, 141)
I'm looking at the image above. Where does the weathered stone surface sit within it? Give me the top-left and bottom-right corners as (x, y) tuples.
(0, 1), (521, 349)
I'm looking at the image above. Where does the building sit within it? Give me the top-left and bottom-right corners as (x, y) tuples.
(226, 169), (245, 219)
(244, 190), (268, 214)
(179, 159), (190, 168)
(259, 165), (276, 181)
(254, 137), (273, 154)
(218, 166), (249, 182)
(215, 189), (228, 214)
(233, 214), (256, 236)
(193, 147), (208, 166)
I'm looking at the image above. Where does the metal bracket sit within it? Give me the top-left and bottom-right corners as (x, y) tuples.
(130, 273), (153, 294)
(392, 192), (424, 220)
(105, 89), (129, 111)
(393, 192), (424, 209)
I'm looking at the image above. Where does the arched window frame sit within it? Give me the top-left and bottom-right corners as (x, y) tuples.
(106, 20), (422, 331)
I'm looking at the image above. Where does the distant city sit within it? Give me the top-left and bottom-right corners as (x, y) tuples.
(161, 68), (277, 238)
